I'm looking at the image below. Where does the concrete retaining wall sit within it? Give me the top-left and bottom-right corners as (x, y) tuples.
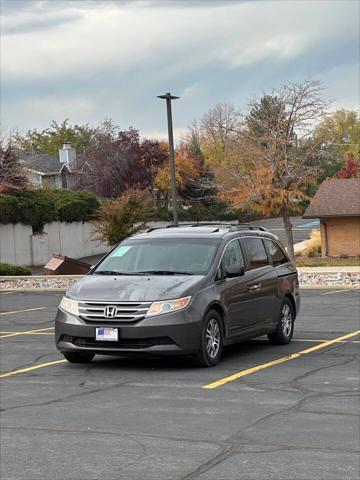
(0, 222), (110, 266)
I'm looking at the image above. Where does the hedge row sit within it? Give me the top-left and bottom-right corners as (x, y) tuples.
(0, 262), (32, 276)
(0, 189), (100, 232)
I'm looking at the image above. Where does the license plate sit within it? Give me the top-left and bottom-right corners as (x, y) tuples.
(96, 327), (118, 342)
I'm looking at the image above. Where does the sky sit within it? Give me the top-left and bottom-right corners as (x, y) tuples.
(1, 0), (359, 141)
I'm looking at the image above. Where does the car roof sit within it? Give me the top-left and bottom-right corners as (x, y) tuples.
(131, 224), (279, 241)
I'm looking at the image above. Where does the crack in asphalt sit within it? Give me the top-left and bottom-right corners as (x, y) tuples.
(178, 355), (358, 480)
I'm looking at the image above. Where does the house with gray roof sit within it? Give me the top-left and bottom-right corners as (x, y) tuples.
(21, 143), (77, 189)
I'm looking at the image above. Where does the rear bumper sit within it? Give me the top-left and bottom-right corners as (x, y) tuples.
(55, 306), (203, 356)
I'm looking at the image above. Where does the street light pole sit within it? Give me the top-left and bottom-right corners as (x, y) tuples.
(157, 92), (180, 225)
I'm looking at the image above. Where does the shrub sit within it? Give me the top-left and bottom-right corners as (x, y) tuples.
(92, 188), (153, 245)
(0, 194), (21, 223)
(0, 189), (100, 231)
(0, 262), (31, 276)
(14, 190), (57, 232)
(306, 229), (321, 258)
(53, 190), (100, 222)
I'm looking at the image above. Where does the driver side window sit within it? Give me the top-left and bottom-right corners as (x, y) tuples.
(219, 240), (244, 278)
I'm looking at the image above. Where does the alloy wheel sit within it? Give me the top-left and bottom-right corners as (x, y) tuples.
(281, 304), (293, 337)
(206, 318), (220, 358)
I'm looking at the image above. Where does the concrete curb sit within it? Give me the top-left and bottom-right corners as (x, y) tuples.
(298, 266), (360, 273)
(1, 266), (359, 281)
(0, 275), (83, 281)
(1, 288), (66, 292)
(1, 285), (359, 293)
(1, 268), (359, 293)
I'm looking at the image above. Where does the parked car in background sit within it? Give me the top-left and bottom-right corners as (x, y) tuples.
(55, 224), (300, 367)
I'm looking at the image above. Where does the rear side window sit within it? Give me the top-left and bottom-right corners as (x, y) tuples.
(264, 239), (289, 267)
(242, 238), (270, 270)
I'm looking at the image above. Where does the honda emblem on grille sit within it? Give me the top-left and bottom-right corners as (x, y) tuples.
(104, 306), (117, 318)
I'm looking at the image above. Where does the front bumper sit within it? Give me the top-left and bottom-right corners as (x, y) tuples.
(55, 306), (202, 356)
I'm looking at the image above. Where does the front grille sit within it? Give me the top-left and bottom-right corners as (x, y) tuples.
(62, 335), (174, 350)
(78, 300), (152, 322)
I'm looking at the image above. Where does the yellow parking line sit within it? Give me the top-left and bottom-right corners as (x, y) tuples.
(203, 330), (360, 389)
(0, 359), (67, 379)
(24, 332), (54, 335)
(292, 338), (360, 344)
(0, 307), (47, 316)
(0, 327), (54, 339)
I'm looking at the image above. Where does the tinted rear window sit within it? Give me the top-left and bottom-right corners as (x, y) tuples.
(242, 237), (270, 270)
(264, 239), (289, 266)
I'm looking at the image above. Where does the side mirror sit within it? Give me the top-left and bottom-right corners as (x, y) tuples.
(225, 264), (245, 278)
(88, 265), (96, 274)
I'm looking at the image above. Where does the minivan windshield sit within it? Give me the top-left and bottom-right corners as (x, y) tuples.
(94, 238), (220, 275)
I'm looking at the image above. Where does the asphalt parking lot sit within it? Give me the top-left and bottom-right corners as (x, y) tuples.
(0, 289), (359, 480)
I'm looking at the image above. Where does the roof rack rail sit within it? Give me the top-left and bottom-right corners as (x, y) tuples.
(229, 224), (268, 232)
(146, 223), (231, 232)
(146, 222), (268, 233)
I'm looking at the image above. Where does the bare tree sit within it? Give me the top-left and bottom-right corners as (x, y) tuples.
(0, 141), (29, 193)
(212, 80), (330, 261)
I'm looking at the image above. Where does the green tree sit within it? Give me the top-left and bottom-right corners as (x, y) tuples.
(13, 119), (98, 155)
(246, 95), (288, 140)
(314, 110), (360, 177)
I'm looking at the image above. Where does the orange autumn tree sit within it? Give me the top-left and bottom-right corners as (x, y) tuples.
(154, 142), (199, 207)
(207, 80), (329, 261)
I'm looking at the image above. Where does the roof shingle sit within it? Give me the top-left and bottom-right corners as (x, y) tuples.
(303, 178), (360, 218)
(20, 153), (70, 174)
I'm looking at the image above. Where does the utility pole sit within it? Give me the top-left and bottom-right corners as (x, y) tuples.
(157, 92), (179, 225)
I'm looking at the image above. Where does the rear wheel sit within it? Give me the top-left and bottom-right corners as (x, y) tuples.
(195, 310), (223, 367)
(63, 352), (95, 363)
(268, 298), (294, 345)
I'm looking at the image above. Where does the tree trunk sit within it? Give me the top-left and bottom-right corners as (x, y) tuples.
(283, 214), (295, 263)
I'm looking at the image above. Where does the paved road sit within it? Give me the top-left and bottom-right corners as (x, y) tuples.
(0, 289), (358, 480)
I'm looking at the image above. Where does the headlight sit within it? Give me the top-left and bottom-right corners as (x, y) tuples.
(60, 296), (79, 316)
(146, 296), (191, 317)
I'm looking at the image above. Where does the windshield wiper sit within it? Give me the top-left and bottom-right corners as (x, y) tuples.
(136, 270), (194, 275)
(94, 270), (139, 275)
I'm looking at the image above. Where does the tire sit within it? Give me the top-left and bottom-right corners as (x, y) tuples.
(268, 298), (295, 345)
(195, 310), (223, 367)
(63, 352), (95, 363)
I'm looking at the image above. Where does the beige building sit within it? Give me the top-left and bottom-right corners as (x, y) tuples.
(303, 178), (360, 257)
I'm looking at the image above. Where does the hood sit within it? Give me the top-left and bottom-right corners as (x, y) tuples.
(67, 274), (204, 302)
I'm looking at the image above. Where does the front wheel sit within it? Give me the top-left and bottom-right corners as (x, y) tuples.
(63, 352), (95, 363)
(195, 310), (223, 367)
(268, 298), (294, 345)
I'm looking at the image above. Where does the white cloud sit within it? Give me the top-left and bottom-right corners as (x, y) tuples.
(141, 127), (188, 143)
(3, 95), (97, 131)
(24, 95), (95, 117)
(1, 1), (356, 82)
